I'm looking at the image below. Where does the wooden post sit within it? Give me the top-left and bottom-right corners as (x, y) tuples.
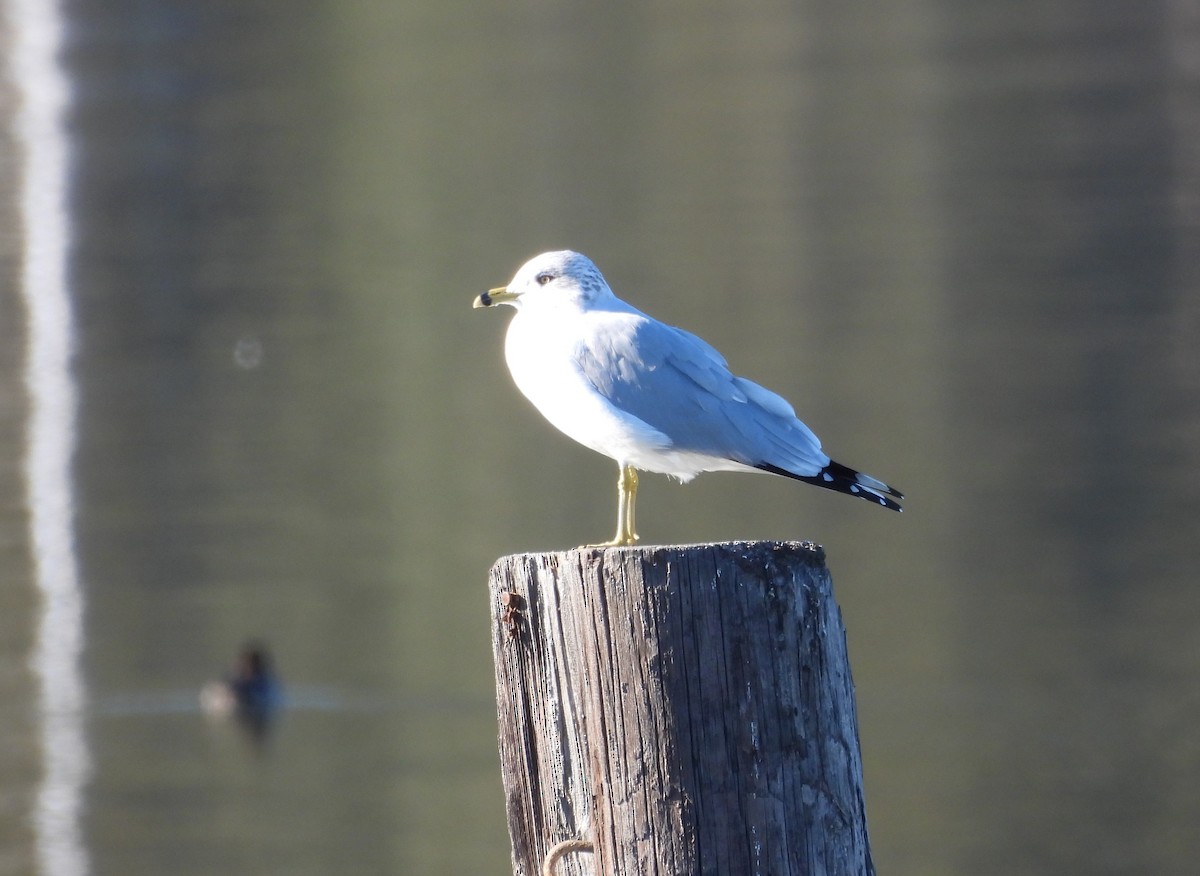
(488, 541), (875, 876)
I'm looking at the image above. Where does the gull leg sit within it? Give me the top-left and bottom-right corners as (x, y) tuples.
(587, 464), (641, 548)
(622, 466), (639, 544)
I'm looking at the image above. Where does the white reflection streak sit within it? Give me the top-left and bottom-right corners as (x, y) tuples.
(9, 0), (90, 874)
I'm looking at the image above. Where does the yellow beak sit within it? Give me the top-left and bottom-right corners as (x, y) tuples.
(473, 286), (521, 308)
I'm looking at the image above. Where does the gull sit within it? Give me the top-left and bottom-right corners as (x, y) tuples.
(474, 250), (903, 546)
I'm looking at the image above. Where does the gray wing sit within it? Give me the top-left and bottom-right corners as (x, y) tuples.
(576, 316), (828, 476)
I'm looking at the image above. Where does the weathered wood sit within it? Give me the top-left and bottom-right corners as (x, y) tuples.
(488, 541), (874, 876)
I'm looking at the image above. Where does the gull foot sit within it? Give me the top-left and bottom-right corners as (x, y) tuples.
(581, 533), (640, 549)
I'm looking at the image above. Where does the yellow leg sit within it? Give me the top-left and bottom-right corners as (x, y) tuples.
(623, 466), (638, 543)
(587, 464), (640, 547)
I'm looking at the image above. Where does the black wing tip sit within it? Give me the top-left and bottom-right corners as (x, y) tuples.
(757, 460), (905, 512)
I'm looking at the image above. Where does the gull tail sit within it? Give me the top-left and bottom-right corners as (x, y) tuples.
(757, 460), (904, 512)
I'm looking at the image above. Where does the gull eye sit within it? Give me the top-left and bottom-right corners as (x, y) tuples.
(536, 272), (555, 286)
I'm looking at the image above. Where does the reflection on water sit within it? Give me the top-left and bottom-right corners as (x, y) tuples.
(7, 0), (89, 873)
(0, 1), (1198, 875)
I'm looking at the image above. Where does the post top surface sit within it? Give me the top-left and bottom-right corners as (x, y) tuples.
(492, 540), (827, 568)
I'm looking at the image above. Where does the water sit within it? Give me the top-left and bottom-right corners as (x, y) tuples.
(2, 1), (1198, 874)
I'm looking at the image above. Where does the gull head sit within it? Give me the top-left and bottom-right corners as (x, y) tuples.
(473, 250), (613, 312)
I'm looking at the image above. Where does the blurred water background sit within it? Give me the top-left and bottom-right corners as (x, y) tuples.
(2, 1), (1199, 874)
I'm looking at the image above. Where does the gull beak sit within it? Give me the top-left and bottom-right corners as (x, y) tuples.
(473, 286), (520, 308)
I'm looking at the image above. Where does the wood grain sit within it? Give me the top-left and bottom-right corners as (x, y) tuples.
(489, 542), (874, 876)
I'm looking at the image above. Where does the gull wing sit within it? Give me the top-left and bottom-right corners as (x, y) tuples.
(575, 314), (828, 476)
